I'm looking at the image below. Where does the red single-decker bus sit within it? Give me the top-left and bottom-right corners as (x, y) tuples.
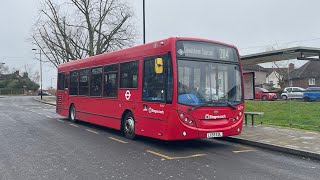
(56, 37), (244, 140)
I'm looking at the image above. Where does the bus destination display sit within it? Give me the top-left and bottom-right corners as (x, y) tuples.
(176, 41), (238, 62)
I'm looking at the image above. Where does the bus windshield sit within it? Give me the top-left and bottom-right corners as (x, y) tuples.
(178, 60), (242, 106)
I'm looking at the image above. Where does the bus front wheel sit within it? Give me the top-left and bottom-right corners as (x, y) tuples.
(69, 104), (77, 123)
(123, 112), (136, 140)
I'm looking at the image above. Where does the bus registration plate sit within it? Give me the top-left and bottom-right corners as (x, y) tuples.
(207, 132), (223, 138)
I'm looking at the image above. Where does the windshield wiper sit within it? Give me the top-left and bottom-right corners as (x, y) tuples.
(224, 101), (237, 110)
(188, 103), (213, 112)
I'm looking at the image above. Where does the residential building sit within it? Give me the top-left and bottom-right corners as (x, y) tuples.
(242, 64), (267, 86)
(283, 61), (320, 88)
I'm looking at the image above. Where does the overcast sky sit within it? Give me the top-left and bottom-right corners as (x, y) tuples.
(1, 0), (320, 88)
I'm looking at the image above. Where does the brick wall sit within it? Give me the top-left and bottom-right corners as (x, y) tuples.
(289, 78), (320, 88)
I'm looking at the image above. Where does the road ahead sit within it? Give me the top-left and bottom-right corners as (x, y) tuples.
(0, 96), (319, 180)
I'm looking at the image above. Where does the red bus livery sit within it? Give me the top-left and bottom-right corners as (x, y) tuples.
(56, 37), (244, 140)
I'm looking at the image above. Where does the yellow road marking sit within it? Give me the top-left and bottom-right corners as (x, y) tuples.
(233, 149), (256, 153)
(86, 129), (99, 134)
(109, 137), (128, 144)
(69, 123), (79, 127)
(146, 150), (207, 160)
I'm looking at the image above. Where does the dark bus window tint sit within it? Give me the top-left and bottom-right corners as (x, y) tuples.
(79, 68), (90, 96)
(70, 71), (79, 95)
(143, 58), (165, 102)
(104, 64), (118, 97)
(65, 74), (69, 89)
(90, 67), (102, 96)
(166, 56), (173, 104)
(57, 73), (65, 90)
(120, 61), (138, 88)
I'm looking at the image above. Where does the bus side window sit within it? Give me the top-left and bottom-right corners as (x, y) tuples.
(120, 61), (138, 88)
(104, 64), (118, 97)
(143, 56), (165, 102)
(57, 73), (65, 90)
(65, 74), (69, 89)
(90, 67), (102, 96)
(70, 70), (79, 95)
(79, 68), (90, 96)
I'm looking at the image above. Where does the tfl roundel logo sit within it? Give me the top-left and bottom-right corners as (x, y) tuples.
(125, 90), (131, 100)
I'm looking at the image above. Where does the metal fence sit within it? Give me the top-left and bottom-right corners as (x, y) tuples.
(0, 88), (24, 95)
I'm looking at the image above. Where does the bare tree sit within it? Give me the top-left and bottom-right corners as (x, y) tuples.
(264, 45), (291, 89)
(32, 0), (136, 68)
(0, 64), (9, 75)
(272, 61), (290, 89)
(21, 65), (40, 84)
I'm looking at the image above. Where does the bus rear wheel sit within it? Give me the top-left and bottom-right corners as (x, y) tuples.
(123, 112), (136, 140)
(69, 104), (77, 123)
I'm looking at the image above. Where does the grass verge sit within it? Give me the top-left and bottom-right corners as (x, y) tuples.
(245, 100), (320, 131)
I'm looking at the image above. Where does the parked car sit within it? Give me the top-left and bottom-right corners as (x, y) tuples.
(38, 91), (52, 96)
(303, 87), (320, 102)
(255, 87), (277, 101)
(281, 87), (305, 100)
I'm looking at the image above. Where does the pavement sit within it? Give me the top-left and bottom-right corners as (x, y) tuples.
(225, 125), (320, 160)
(33, 96), (56, 106)
(34, 96), (320, 161)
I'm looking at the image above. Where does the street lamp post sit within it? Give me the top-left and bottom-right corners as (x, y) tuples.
(32, 48), (43, 100)
(50, 77), (55, 89)
(143, 0), (146, 44)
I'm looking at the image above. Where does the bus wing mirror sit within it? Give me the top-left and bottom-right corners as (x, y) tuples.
(155, 58), (163, 74)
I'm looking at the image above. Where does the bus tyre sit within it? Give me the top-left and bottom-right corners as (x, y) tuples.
(69, 104), (77, 123)
(123, 112), (136, 140)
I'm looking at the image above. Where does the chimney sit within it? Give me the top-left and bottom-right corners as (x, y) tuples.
(289, 63), (294, 71)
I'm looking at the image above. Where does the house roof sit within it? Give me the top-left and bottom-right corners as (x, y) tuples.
(0, 71), (21, 80)
(242, 64), (266, 71)
(264, 67), (288, 76)
(284, 61), (320, 80)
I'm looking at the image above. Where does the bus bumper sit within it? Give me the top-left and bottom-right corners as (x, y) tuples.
(168, 116), (243, 140)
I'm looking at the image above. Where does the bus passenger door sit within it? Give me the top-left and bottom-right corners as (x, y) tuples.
(138, 53), (173, 138)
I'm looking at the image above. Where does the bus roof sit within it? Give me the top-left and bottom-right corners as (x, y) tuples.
(58, 37), (237, 72)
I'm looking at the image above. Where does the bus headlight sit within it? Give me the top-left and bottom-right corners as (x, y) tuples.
(180, 113), (184, 119)
(178, 111), (196, 127)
